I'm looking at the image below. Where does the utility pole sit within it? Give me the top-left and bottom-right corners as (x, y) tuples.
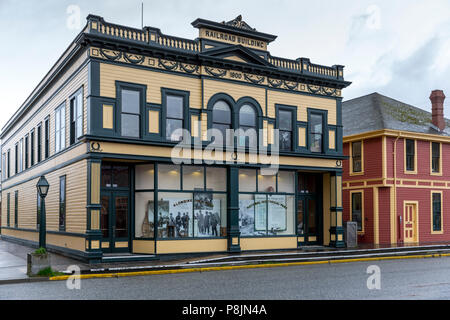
(141, 2), (144, 29)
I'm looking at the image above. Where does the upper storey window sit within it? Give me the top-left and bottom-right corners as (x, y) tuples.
(70, 89), (83, 145)
(405, 139), (415, 172)
(55, 103), (66, 153)
(352, 141), (362, 173)
(121, 89), (140, 138)
(212, 100), (232, 145)
(309, 113), (323, 153)
(279, 110), (293, 151)
(166, 95), (184, 142)
(238, 104), (257, 148)
(431, 142), (440, 173)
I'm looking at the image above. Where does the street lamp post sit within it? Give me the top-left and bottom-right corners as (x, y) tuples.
(36, 176), (49, 249)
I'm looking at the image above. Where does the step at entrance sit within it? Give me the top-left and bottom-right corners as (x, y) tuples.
(101, 253), (158, 263)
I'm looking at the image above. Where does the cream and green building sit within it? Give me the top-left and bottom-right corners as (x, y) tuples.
(0, 15), (350, 262)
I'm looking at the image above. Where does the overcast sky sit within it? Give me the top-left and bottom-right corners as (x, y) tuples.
(1, 0), (449, 130)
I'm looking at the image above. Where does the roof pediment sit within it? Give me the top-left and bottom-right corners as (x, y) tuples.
(200, 45), (271, 67)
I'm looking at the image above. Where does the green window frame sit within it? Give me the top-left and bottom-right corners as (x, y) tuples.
(432, 192), (442, 232)
(308, 110), (326, 153)
(44, 116), (50, 159)
(352, 141), (362, 173)
(59, 175), (66, 231)
(69, 88), (83, 145)
(55, 103), (66, 153)
(405, 139), (415, 171)
(7, 149), (10, 178)
(30, 129), (35, 166)
(432, 142), (440, 173)
(14, 191), (18, 228)
(351, 192), (363, 232)
(14, 143), (18, 175)
(25, 134), (29, 169)
(37, 123), (42, 163)
(7, 193), (10, 227)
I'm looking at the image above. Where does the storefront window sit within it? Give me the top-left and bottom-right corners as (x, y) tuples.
(135, 192), (154, 238)
(239, 169), (256, 192)
(135, 164), (154, 190)
(239, 193), (295, 236)
(206, 167), (227, 191)
(158, 192), (192, 238)
(183, 166), (204, 190)
(112, 166), (129, 187)
(101, 164), (129, 188)
(278, 171), (295, 193)
(157, 191), (227, 238)
(298, 173), (319, 194)
(239, 169), (295, 236)
(194, 193), (227, 237)
(258, 171), (276, 193)
(158, 164), (181, 190)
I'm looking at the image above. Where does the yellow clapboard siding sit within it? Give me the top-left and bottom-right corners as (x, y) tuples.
(102, 105), (114, 129)
(267, 90), (337, 125)
(298, 127), (306, 147)
(2, 52), (89, 154)
(3, 159), (88, 233)
(148, 110), (160, 134)
(2, 61), (89, 179)
(329, 129), (336, 150)
(1, 143), (87, 190)
(100, 63), (202, 108)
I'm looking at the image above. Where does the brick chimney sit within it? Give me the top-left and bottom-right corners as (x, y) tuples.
(430, 90), (446, 131)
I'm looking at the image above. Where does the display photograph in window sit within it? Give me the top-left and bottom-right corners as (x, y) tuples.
(158, 192), (193, 238)
(193, 193), (222, 237)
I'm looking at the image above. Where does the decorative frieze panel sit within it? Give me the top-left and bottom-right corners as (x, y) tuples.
(90, 47), (341, 97)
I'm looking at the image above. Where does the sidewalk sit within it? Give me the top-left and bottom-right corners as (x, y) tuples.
(1, 238), (450, 284)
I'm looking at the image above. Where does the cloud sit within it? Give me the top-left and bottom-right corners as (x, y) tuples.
(345, 35), (450, 116)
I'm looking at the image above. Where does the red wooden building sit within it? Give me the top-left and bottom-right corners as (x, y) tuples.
(342, 90), (449, 245)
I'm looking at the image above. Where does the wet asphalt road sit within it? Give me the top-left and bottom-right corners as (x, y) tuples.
(2, 256), (450, 300)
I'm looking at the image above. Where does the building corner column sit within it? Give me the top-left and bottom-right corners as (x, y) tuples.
(329, 171), (345, 248)
(85, 158), (103, 262)
(227, 166), (241, 252)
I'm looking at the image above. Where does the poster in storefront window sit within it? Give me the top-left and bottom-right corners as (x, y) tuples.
(194, 193), (221, 237)
(157, 201), (170, 238)
(239, 198), (255, 236)
(254, 194), (267, 231)
(170, 197), (193, 238)
(268, 195), (287, 232)
(141, 201), (154, 238)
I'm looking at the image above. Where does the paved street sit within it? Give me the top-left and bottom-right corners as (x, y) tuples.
(2, 256), (450, 299)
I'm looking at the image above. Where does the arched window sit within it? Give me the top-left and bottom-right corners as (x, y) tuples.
(212, 100), (232, 144)
(239, 104), (257, 148)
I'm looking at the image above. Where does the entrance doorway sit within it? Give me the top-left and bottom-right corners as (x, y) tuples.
(101, 192), (130, 253)
(297, 173), (322, 245)
(403, 202), (418, 244)
(100, 164), (131, 253)
(297, 196), (320, 245)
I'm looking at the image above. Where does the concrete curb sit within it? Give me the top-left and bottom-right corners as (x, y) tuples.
(47, 252), (450, 282)
(0, 277), (50, 286)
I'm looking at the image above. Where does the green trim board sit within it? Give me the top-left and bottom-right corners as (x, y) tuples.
(1, 226), (87, 238)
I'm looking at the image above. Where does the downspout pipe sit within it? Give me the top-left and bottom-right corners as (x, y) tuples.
(393, 133), (401, 244)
